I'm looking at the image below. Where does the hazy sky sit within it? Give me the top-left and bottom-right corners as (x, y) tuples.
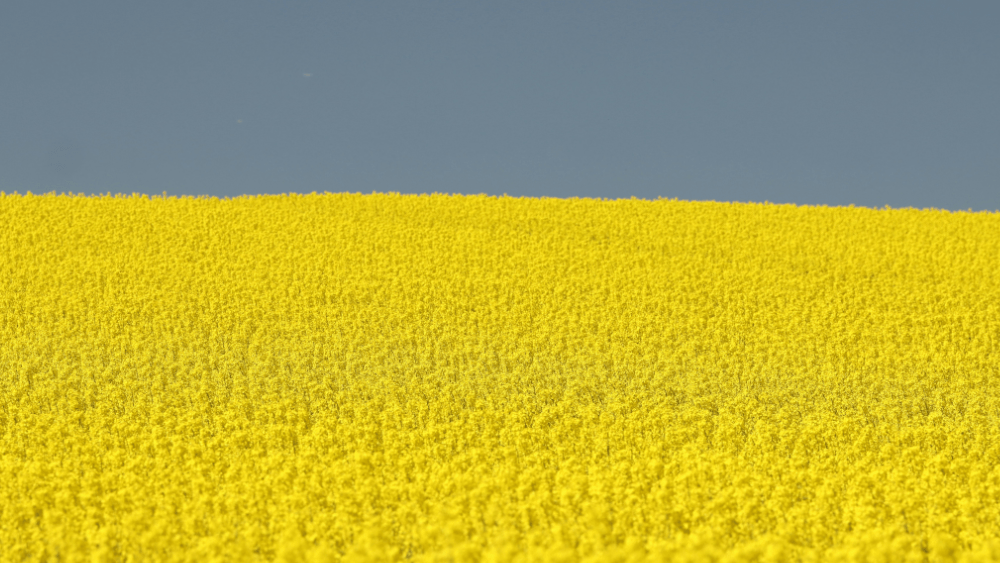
(2, 2), (998, 211)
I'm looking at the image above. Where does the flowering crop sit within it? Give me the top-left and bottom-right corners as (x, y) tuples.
(1, 191), (999, 562)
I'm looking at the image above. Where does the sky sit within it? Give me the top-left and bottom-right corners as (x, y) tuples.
(2, 1), (998, 211)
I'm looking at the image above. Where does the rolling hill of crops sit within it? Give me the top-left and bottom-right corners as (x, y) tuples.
(2, 191), (999, 562)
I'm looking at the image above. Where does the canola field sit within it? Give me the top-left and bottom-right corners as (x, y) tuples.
(1, 190), (999, 562)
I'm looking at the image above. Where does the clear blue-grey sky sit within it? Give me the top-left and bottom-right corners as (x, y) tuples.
(2, 2), (998, 211)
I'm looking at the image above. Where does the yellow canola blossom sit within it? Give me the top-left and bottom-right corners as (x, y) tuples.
(1, 190), (999, 562)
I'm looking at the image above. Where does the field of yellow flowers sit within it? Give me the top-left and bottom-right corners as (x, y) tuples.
(1, 190), (999, 562)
